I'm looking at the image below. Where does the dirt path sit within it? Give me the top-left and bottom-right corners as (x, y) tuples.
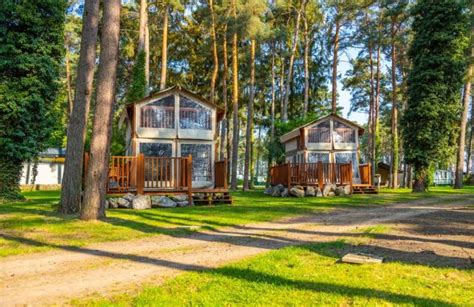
(1, 195), (473, 305)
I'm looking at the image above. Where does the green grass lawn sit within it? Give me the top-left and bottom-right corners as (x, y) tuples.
(77, 241), (474, 306)
(0, 186), (472, 257)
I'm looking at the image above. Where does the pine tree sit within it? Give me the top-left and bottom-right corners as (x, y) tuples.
(0, 0), (66, 200)
(402, 0), (468, 192)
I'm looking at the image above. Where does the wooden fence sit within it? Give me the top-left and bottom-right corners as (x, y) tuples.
(270, 162), (353, 191)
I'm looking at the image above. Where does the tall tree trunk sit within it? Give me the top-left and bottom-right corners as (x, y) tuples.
(59, 0), (100, 214)
(270, 41), (276, 141)
(413, 166), (428, 192)
(159, 6), (168, 90)
(230, 0), (239, 190)
(65, 46), (74, 118)
(390, 16), (398, 189)
(454, 65), (472, 188)
(366, 12), (375, 181)
(243, 39), (256, 191)
(145, 15), (150, 89)
(279, 55), (285, 117)
(282, 0), (306, 122)
(466, 94), (474, 176)
(303, 14), (310, 115)
(208, 0), (219, 104)
(331, 15), (340, 113)
(138, 0), (149, 89)
(220, 27), (228, 161)
(81, 0), (121, 220)
(372, 42), (381, 184)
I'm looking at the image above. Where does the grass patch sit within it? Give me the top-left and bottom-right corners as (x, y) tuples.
(0, 186), (473, 257)
(76, 241), (474, 306)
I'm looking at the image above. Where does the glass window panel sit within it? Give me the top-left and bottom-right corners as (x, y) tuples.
(333, 120), (356, 143)
(335, 152), (360, 182)
(179, 95), (212, 130)
(140, 95), (175, 128)
(308, 121), (331, 143)
(181, 144), (212, 181)
(139, 143), (172, 157)
(307, 153), (330, 163)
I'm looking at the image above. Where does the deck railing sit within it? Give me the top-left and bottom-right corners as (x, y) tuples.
(270, 161), (354, 190)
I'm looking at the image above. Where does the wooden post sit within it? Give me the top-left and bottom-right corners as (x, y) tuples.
(287, 163), (291, 190)
(223, 158), (228, 189)
(349, 161), (353, 194)
(368, 163), (372, 186)
(137, 153), (145, 194)
(187, 154), (193, 205)
(317, 161), (323, 190)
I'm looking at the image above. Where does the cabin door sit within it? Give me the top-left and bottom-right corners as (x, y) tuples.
(334, 152), (360, 184)
(179, 143), (213, 188)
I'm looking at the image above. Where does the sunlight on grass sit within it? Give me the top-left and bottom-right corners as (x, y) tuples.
(0, 186), (473, 257)
(76, 241), (474, 306)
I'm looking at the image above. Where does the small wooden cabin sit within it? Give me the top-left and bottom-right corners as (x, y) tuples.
(270, 113), (376, 194)
(94, 86), (230, 205)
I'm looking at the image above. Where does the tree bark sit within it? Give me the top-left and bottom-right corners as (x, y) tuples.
(138, 0), (149, 89)
(208, 0), (219, 104)
(413, 167), (427, 192)
(230, 0), (239, 190)
(303, 14), (310, 115)
(270, 41), (276, 141)
(243, 39), (256, 191)
(65, 46), (74, 118)
(220, 27), (228, 161)
(466, 91), (474, 176)
(144, 13), (150, 89)
(454, 65), (472, 188)
(59, 0), (100, 214)
(331, 15), (340, 113)
(390, 16), (398, 189)
(282, 0), (306, 122)
(372, 38), (381, 184)
(159, 6), (168, 90)
(81, 0), (121, 220)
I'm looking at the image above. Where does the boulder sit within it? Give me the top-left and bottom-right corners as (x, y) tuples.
(290, 186), (305, 198)
(117, 197), (131, 208)
(132, 195), (152, 210)
(152, 196), (177, 208)
(316, 187), (323, 197)
(305, 186), (316, 196)
(104, 200), (110, 209)
(281, 188), (289, 197)
(335, 186), (345, 196)
(176, 201), (190, 207)
(171, 194), (188, 202)
(264, 187), (273, 195)
(322, 184), (332, 197)
(271, 184), (283, 197)
(123, 193), (135, 202)
(344, 185), (352, 195)
(328, 191), (336, 197)
(108, 198), (119, 209)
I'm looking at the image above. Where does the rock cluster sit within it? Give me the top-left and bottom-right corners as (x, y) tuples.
(267, 184), (351, 198)
(105, 193), (191, 209)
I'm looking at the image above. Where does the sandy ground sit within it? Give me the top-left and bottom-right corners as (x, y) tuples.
(0, 194), (473, 305)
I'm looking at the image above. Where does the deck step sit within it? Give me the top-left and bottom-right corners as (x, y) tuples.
(192, 192), (233, 205)
(352, 186), (378, 194)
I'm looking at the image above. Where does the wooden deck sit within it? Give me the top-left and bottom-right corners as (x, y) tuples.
(84, 153), (230, 205)
(269, 162), (376, 194)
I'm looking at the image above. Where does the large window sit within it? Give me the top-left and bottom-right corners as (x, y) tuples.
(140, 95), (175, 128)
(333, 120), (355, 143)
(139, 142), (172, 157)
(179, 95), (211, 130)
(181, 144), (212, 181)
(308, 121), (331, 143)
(307, 152), (330, 163)
(335, 152), (360, 181)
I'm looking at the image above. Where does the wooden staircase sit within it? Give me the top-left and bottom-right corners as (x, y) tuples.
(192, 189), (233, 205)
(352, 186), (378, 194)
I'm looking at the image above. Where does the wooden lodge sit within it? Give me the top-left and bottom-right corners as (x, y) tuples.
(269, 114), (376, 194)
(95, 86), (231, 205)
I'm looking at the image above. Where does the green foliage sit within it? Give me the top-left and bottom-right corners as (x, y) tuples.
(126, 50), (147, 103)
(0, 0), (66, 198)
(402, 0), (469, 187)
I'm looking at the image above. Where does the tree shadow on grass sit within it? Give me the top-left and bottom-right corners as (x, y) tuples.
(0, 234), (457, 306)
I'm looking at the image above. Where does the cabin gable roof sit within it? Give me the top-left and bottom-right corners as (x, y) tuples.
(280, 113), (364, 143)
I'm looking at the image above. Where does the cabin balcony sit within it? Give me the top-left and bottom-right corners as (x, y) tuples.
(83, 154), (230, 205)
(269, 162), (375, 194)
